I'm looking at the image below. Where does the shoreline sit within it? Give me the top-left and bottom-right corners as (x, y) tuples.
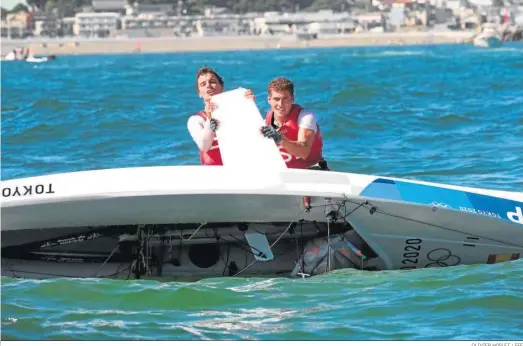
(1, 31), (476, 56)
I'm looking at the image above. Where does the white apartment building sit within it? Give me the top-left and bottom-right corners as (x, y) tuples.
(34, 19), (61, 36)
(121, 13), (177, 30)
(252, 10), (353, 35)
(74, 12), (121, 37)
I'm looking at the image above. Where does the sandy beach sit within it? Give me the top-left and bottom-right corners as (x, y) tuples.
(1, 31), (475, 56)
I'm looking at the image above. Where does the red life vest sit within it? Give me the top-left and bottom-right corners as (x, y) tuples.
(196, 111), (223, 166)
(265, 104), (324, 169)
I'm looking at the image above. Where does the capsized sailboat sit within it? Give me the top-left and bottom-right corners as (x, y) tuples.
(1, 89), (521, 280)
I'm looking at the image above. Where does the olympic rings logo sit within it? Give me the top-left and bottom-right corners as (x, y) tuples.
(425, 248), (461, 267)
(430, 202), (452, 209)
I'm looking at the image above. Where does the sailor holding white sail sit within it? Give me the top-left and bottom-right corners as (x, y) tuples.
(187, 66), (255, 165)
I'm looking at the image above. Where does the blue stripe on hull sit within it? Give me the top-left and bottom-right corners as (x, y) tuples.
(360, 179), (523, 226)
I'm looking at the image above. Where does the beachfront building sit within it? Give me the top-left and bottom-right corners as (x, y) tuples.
(456, 7), (481, 28)
(34, 19), (61, 37)
(252, 10), (353, 36)
(196, 8), (258, 36)
(120, 14), (249, 38)
(30, 11), (58, 32)
(194, 13), (256, 36)
(74, 12), (121, 37)
(354, 12), (386, 31)
(1, 12), (32, 38)
(121, 13), (178, 37)
(60, 17), (76, 36)
(32, 12), (61, 37)
(120, 2), (180, 37)
(118, 4), (255, 37)
(0, 20), (28, 39)
(252, 17), (293, 35)
(122, 13), (173, 30)
(381, 0), (457, 30)
(389, 4), (407, 28)
(308, 21), (344, 35)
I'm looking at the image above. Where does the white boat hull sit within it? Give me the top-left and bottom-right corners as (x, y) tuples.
(473, 33), (502, 48)
(2, 54), (55, 62)
(3, 51), (16, 61)
(2, 166), (521, 280)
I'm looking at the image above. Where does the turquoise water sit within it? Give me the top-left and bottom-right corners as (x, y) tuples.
(1, 43), (523, 340)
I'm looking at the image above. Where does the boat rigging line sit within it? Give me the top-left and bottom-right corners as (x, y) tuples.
(340, 195), (523, 249)
(232, 206), (308, 277)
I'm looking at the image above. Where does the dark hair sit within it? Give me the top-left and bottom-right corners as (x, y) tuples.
(268, 77), (294, 96)
(196, 66), (224, 92)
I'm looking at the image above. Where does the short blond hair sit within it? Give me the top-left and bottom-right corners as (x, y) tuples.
(268, 77), (294, 96)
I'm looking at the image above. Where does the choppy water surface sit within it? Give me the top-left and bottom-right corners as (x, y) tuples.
(1, 43), (522, 340)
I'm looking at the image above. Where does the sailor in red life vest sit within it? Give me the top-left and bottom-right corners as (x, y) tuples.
(260, 77), (335, 218)
(260, 77), (328, 171)
(187, 66), (254, 165)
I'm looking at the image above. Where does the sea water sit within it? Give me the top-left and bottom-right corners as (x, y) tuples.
(1, 43), (523, 340)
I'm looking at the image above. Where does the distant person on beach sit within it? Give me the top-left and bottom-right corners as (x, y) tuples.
(187, 66), (254, 165)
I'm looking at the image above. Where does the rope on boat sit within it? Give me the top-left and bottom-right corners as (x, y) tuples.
(93, 244), (120, 278)
(340, 196), (523, 249)
(286, 199), (368, 278)
(232, 207), (308, 277)
(187, 222), (208, 240)
(327, 216), (331, 272)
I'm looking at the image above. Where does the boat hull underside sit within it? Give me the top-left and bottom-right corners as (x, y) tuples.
(2, 196), (522, 280)
(1, 221), (380, 280)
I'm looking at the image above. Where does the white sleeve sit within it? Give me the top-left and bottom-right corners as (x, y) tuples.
(187, 115), (215, 151)
(297, 109), (318, 132)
